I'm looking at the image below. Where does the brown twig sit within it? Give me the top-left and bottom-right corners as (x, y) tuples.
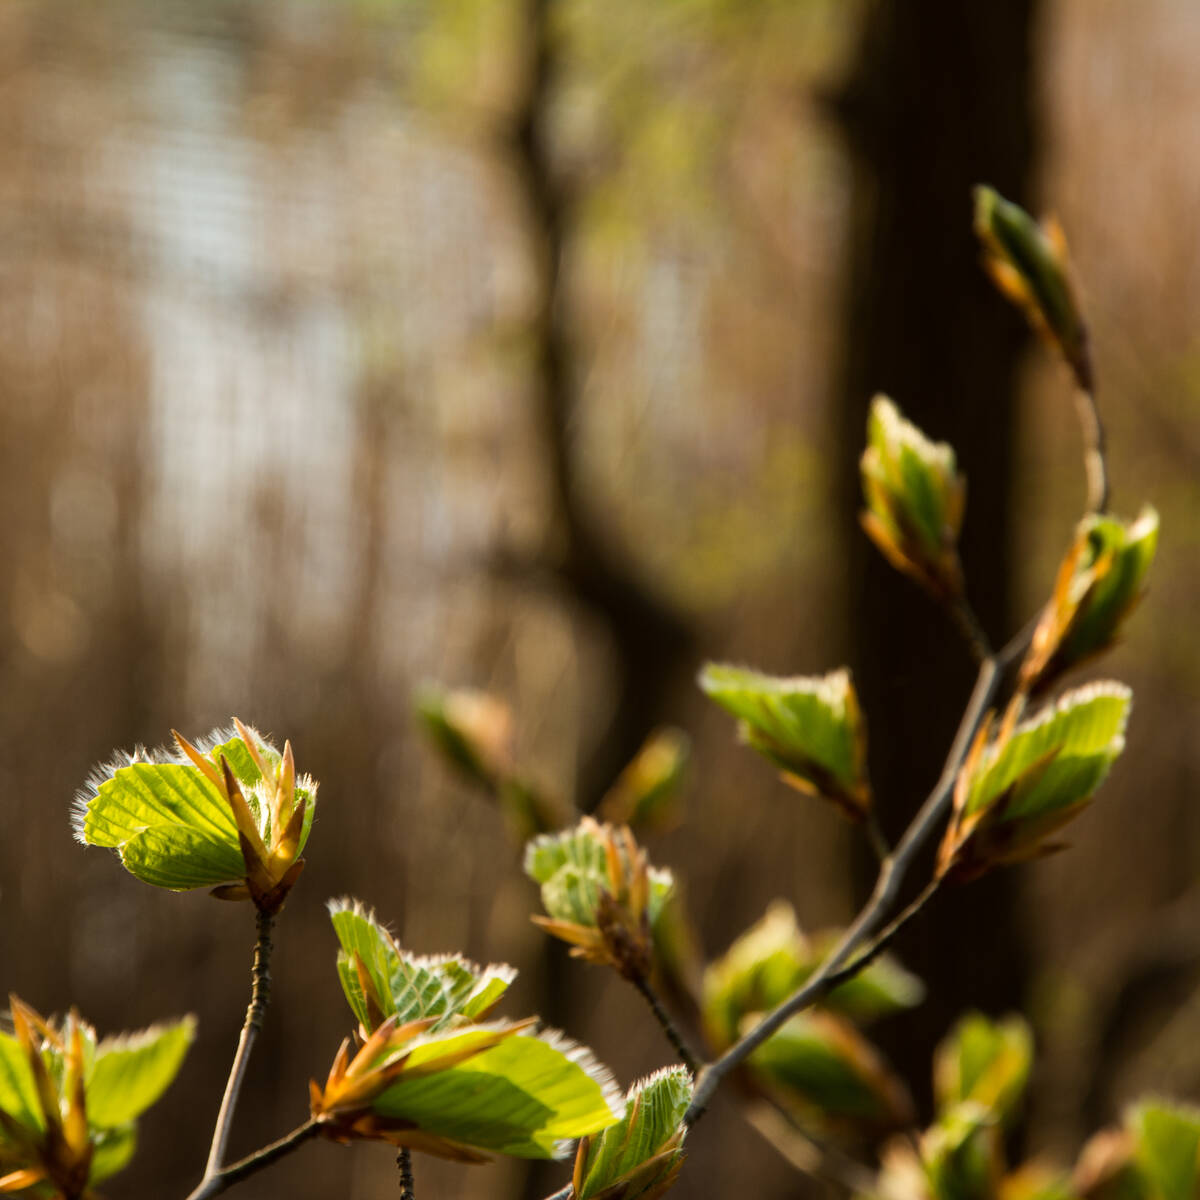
(1074, 385), (1109, 514)
(398, 1146), (415, 1200)
(631, 974), (701, 1077)
(185, 1120), (318, 1200)
(202, 910), (275, 1178)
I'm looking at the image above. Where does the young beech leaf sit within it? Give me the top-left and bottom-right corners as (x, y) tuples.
(939, 683), (1131, 882)
(599, 727), (690, 832)
(859, 395), (966, 603)
(920, 1103), (1004, 1200)
(415, 684), (563, 837)
(327, 898), (515, 1033)
(933, 1013), (1032, 1127)
(1132, 1101), (1200, 1200)
(974, 185), (1090, 388)
(72, 721), (318, 912)
(574, 1067), (691, 1200)
(745, 1010), (913, 1132)
(0, 999), (194, 1191)
(415, 685), (514, 792)
(702, 902), (923, 1051)
(1024, 508), (1159, 693)
(85, 1018), (197, 1129)
(312, 1018), (621, 1161)
(524, 819), (673, 981)
(699, 664), (870, 820)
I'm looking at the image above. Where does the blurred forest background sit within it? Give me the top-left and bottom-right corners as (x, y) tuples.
(2, 1), (1199, 1197)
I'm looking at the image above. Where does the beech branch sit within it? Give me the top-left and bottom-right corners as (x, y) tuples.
(684, 622), (1032, 1125)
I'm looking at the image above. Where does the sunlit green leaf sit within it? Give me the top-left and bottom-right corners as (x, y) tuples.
(1033, 509), (1160, 690)
(934, 1013), (1032, 1126)
(117, 823), (245, 890)
(524, 822), (672, 928)
(941, 684), (1131, 879)
(699, 664), (870, 818)
(1133, 1102), (1200, 1200)
(922, 1103), (1001, 1200)
(328, 899), (515, 1033)
(964, 684), (1130, 821)
(0, 1031), (41, 1135)
(576, 1067), (690, 1200)
(74, 724), (317, 907)
(89, 1123), (137, 1185)
(86, 1017), (196, 1128)
(371, 1028), (621, 1158)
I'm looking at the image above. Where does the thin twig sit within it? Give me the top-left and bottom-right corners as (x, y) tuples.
(1073, 386), (1109, 514)
(541, 1186), (573, 1200)
(203, 910), (275, 1178)
(684, 624), (1032, 1126)
(864, 807), (891, 864)
(397, 1146), (415, 1199)
(631, 974), (701, 1077)
(185, 1120), (318, 1200)
(949, 595), (992, 665)
(823, 876), (942, 993)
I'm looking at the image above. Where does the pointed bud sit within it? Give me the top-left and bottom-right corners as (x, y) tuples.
(974, 185), (1091, 389)
(860, 395), (966, 603)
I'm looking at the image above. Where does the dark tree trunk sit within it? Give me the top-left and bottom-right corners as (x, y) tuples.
(831, 0), (1040, 1112)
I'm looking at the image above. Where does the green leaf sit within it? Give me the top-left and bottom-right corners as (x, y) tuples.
(86, 1017), (196, 1128)
(599, 728), (690, 832)
(74, 725), (316, 898)
(576, 1067), (690, 1200)
(1059, 508), (1159, 670)
(1133, 1101), (1200, 1200)
(698, 664), (870, 818)
(118, 824), (246, 890)
(963, 683), (1131, 821)
(77, 762), (238, 849)
(89, 1123), (138, 1185)
(328, 899), (515, 1033)
(525, 824), (609, 888)
(922, 1103), (1001, 1200)
(933, 1013), (1032, 1126)
(371, 1029), (621, 1158)
(702, 902), (922, 1050)
(0, 1030), (41, 1135)
(415, 685), (511, 790)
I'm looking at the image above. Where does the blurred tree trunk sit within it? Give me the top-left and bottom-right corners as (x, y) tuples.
(830, 0), (1040, 1110)
(508, 3), (694, 1195)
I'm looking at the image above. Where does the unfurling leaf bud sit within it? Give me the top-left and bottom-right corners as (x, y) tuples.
(573, 1068), (691, 1200)
(699, 664), (870, 820)
(938, 683), (1131, 882)
(860, 395), (966, 603)
(415, 684), (564, 837)
(524, 818), (673, 981)
(933, 1012), (1032, 1127)
(73, 721), (317, 914)
(1022, 507), (1159, 693)
(599, 727), (690, 832)
(974, 185), (1092, 390)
